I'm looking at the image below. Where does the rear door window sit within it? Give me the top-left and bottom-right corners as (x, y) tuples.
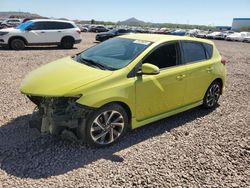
(42, 22), (74, 30)
(42, 22), (55, 30)
(181, 41), (207, 63)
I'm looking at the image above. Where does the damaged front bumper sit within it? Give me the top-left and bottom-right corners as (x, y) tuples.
(28, 96), (93, 135)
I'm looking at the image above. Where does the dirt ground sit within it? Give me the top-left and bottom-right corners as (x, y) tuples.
(0, 33), (249, 188)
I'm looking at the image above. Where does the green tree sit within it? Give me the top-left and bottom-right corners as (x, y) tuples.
(91, 19), (95, 24)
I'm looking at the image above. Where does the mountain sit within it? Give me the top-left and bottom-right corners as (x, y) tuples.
(118, 17), (214, 30)
(0, 11), (46, 19)
(119, 17), (146, 26)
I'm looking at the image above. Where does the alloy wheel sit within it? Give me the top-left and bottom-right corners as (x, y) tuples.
(90, 110), (125, 145)
(206, 83), (220, 107)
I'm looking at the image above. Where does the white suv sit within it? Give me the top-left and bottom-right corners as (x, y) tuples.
(0, 18), (22, 28)
(0, 19), (82, 50)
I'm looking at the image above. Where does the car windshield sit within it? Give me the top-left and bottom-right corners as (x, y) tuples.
(16, 21), (33, 31)
(77, 38), (151, 70)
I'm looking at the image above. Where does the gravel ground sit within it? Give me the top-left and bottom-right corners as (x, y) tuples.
(0, 33), (249, 188)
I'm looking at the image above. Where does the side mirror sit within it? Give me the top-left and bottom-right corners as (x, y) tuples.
(138, 63), (160, 75)
(26, 27), (32, 31)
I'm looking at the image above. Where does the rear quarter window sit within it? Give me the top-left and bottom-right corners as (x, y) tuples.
(203, 43), (213, 59)
(60, 22), (75, 29)
(181, 41), (207, 63)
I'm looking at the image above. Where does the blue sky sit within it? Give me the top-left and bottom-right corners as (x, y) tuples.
(0, 0), (249, 26)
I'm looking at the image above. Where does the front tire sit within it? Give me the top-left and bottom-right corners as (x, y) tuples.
(10, 38), (25, 50)
(203, 81), (222, 109)
(78, 104), (129, 147)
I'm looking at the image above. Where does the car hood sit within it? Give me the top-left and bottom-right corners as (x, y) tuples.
(20, 56), (113, 96)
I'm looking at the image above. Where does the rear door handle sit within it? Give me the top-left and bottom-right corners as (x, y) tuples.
(206, 67), (214, 71)
(40, 31), (46, 33)
(177, 74), (186, 80)
(177, 75), (182, 80)
(206, 67), (214, 72)
(58, 31), (62, 32)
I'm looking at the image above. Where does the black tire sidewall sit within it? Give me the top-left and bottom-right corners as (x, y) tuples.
(203, 81), (222, 109)
(11, 39), (25, 50)
(61, 37), (74, 49)
(78, 104), (129, 147)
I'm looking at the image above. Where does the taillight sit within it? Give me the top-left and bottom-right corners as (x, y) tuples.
(221, 58), (227, 65)
(76, 30), (81, 34)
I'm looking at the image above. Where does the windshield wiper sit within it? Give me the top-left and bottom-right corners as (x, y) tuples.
(77, 55), (115, 70)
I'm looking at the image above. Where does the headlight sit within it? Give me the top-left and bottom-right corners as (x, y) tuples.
(0, 32), (8, 36)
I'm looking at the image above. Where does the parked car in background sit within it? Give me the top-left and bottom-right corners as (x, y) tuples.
(243, 36), (250, 43)
(148, 28), (159, 34)
(21, 18), (38, 23)
(89, 25), (108, 33)
(0, 18), (22, 29)
(196, 31), (209, 38)
(170, 30), (186, 36)
(106, 26), (114, 30)
(226, 32), (250, 41)
(213, 32), (227, 40)
(81, 26), (89, 32)
(96, 28), (132, 42)
(20, 34), (226, 147)
(206, 32), (221, 39)
(0, 19), (81, 50)
(214, 31), (234, 40)
(223, 31), (235, 36)
(155, 27), (169, 34)
(186, 29), (200, 37)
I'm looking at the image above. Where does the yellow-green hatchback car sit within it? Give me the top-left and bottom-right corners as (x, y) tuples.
(20, 34), (226, 147)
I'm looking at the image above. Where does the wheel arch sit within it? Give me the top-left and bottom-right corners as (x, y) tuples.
(61, 35), (75, 43)
(98, 101), (132, 129)
(202, 77), (224, 101)
(8, 36), (28, 45)
(211, 78), (223, 94)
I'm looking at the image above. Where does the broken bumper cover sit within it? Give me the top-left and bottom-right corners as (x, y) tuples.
(28, 96), (93, 134)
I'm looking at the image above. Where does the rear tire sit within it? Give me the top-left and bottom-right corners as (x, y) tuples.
(10, 38), (25, 50)
(203, 81), (222, 109)
(60, 37), (74, 49)
(77, 104), (129, 147)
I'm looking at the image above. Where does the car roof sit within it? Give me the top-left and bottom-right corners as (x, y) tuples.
(31, 19), (75, 24)
(119, 34), (214, 45)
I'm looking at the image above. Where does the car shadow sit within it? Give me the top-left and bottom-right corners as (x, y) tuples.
(0, 106), (216, 179)
(0, 46), (78, 51)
